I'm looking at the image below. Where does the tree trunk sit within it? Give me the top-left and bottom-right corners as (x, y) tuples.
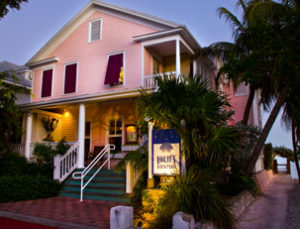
(292, 118), (300, 183)
(241, 86), (255, 125)
(245, 90), (287, 176)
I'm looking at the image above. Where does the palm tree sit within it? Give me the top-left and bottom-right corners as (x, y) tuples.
(137, 74), (240, 172)
(281, 79), (300, 182)
(245, 0), (300, 175)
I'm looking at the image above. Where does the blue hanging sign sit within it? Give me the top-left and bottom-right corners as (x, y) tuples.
(152, 129), (181, 175)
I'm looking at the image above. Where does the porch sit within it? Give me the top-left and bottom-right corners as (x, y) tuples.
(22, 98), (141, 189)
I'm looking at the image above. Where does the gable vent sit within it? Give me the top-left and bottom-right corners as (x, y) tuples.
(89, 19), (102, 42)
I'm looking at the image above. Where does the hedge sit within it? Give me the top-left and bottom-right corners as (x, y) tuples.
(0, 176), (62, 203)
(0, 152), (53, 177)
(264, 143), (273, 170)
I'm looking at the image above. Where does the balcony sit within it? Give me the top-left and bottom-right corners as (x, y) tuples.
(143, 71), (176, 88)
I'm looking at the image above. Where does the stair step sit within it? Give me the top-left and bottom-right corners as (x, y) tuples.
(60, 193), (130, 203)
(59, 192), (130, 203)
(64, 182), (125, 189)
(76, 169), (125, 175)
(60, 169), (128, 203)
(62, 186), (125, 195)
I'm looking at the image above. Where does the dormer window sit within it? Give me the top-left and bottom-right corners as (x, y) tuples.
(89, 18), (102, 42)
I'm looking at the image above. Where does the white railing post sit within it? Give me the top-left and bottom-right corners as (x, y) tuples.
(53, 155), (61, 180)
(80, 176), (83, 202)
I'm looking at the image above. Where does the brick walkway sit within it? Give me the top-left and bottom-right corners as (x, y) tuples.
(0, 196), (124, 229)
(236, 174), (294, 229)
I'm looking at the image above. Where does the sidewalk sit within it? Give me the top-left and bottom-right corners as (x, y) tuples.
(236, 174), (295, 229)
(0, 196), (124, 229)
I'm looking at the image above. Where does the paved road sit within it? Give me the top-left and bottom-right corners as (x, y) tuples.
(236, 174), (298, 229)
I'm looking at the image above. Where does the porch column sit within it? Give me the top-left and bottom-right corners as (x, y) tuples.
(176, 38), (181, 78)
(193, 60), (197, 76)
(78, 103), (85, 168)
(147, 122), (154, 188)
(24, 112), (32, 160)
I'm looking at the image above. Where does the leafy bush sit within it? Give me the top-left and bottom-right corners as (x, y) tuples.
(274, 146), (294, 161)
(264, 143), (273, 170)
(33, 143), (54, 165)
(0, 152), (53, 177)
(150, 168), (235, 229)
(114, 145), (148, 173)
(0, 176), (61, 203)
(54, 137), (70, 155)
(0, 152), (28, 176)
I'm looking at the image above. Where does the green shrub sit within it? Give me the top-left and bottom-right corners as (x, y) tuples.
(55, 137), (70, 155)
(264, 143), (273, 170)
(0, 152), (28, 176)
(33, 143), (55, 164)
(0, 176), (62, 203)
(0, 152), (53, 177)
(150, 168), (235, 229)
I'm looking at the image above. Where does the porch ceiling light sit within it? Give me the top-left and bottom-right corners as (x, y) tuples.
(64, 111), (70, 118)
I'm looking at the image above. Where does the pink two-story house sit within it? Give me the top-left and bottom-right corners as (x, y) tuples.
(20, 1), (261, 193)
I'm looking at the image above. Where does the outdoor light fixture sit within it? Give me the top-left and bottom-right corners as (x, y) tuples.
(64, 111), (70, 118)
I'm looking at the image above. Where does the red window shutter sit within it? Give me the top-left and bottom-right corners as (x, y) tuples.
(64, 63), (77, 94)
(104, 54), (123, 85)
(41, 69), (53, 97)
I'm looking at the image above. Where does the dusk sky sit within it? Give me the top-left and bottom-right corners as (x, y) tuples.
(0, 0), (292, 149)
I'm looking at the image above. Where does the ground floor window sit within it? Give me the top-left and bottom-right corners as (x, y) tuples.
(108, 118), (122, 153)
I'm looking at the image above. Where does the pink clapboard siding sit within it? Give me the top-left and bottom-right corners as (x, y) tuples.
(32, 11), (157, 102)
(225, 83), (254, 125)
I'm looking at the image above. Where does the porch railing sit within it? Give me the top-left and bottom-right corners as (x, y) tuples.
(143, 71), (176, 88)
(72, 144), (115, 201)
(0, 144), (24, 155)
(53, 141), (79, 182)
(30, 142), (76, 159)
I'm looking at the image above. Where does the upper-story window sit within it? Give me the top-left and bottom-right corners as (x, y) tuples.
(64, 63), (77, 94)
(104, 53), (124, 85)
(41, 69), (53, 98)
(89, 18), (102, 42)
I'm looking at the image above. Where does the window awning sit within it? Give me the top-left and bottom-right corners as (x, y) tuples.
(104, 54), (123, 85)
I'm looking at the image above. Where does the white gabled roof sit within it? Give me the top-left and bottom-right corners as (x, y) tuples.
(26, 0), (186, 66)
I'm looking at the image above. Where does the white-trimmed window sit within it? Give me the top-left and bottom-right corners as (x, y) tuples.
(41, 68), (53, 98)
(64, 62), (78, 94)
(104, 52), (124, 85)
(108, 118), (123, 152)
(89, 18), (102, 42)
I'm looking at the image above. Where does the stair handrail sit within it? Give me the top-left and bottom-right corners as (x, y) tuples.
(53, 141), (79, 182)
(72, 144), (115, 201)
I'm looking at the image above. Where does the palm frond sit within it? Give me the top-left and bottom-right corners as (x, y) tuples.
(217, 7), (244, 38)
